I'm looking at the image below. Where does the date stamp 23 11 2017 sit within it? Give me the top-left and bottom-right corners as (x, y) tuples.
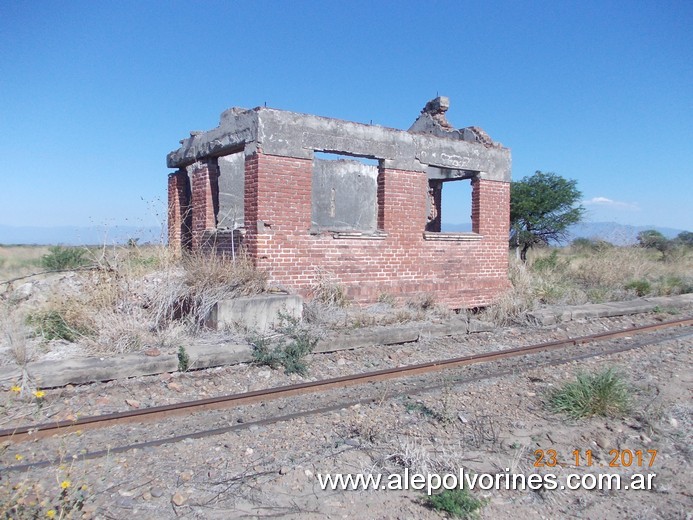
(534, 448), (657, 468)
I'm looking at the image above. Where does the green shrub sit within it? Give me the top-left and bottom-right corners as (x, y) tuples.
(377, 292), (396, 306)
(40, 246), (89, 271)
(571, 237), (613, 253)
(657, 275), (693, 295)
(624, 279), (651, 297)
(531, 249), (559, 272)
(177, 345), (190, 371)
(427, 488), (486, 518)
(652, 305), (679, 315)
(250, 313), (318, 375)
(548, 369), (630, 419)
(26, 310), (93, 342)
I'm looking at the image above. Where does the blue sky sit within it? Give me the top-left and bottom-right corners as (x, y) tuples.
(1, 0), (691, 236)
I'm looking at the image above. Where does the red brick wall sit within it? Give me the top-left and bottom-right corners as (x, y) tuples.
(190, 160), (219, 249)
(236, 152), (510, 309)
(167, 169), (190, 252)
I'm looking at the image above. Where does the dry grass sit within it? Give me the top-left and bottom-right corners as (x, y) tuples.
(481, 259), (535, 326)
(1, 245), (267, 358)
(0, 245), (49, 281)
(308, 268), (350, 308)
(0, 303), (33, 366)
(484, 245), (693, 325)
(150, 248), (267, 331)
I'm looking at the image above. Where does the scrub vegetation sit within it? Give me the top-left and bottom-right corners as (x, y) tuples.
(484, 237), (693, 325)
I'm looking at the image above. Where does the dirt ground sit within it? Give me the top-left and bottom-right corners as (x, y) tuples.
(1, 311), (691, 519)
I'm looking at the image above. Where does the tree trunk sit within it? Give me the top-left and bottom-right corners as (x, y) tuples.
(520, 244), (530, 263)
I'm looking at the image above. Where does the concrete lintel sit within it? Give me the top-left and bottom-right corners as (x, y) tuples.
(256, 108), (417, 163)
(426, 166), (477, 181)
(413, 134), (511, 182)
(166, 107), (259, 168)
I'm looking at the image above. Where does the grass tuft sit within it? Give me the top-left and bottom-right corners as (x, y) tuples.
(426, 488), (486, 518)
(548, 368), (630, 419)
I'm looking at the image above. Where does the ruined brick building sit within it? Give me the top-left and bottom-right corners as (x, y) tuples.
(167, 97), (511, 308)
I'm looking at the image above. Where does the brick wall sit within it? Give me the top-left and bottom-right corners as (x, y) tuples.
(167, 169), (191, 252)
(236, 152), (510, 309)
(189, 160), (219, 249)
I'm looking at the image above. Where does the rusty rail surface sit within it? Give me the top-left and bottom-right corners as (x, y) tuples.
(1, 316), (691, 444)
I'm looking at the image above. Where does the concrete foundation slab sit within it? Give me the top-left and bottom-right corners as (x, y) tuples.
(208, 294), (303, 333)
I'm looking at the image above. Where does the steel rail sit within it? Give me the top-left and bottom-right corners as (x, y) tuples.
(1, 316), (691, 444)
(4, 328), (692, 474)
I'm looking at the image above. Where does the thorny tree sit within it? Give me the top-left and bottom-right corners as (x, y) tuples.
(510, 171), (584, 262)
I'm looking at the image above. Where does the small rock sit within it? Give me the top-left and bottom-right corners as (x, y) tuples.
(160, 373), (173, 382)
(304, 469), (313, 478)
(245, 448), (254, 456)
(171, 492), (187, 506)
(168, 382), (183, 392)
(150, 487), (164, 498)
(458, 413), (468, 424)
(115, 497), (135, 509)
(180, 471), (192, 482)
(640, 434), (652, 445)
(125, 399), (140, 409)
(81, 504), (97, 520)
(279, 467), (290, 475)
(258, 369), (272, 378)
(13, 282), (33, 301)
(144, 347), (161, 357)
(344, 439), (360, 447)
(118, 489), (135, 497)
(595, 435), (609, 449)
(670, 417), (679, 428)
(526, 391), (536, 397)
(141, 491), (152, 501)
(336, 358), (346, 366)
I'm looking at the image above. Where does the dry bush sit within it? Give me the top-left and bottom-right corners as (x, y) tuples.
(149, 248), (267, 331)
(482, 258), (536, 325)
(14, 245), (267, 356)
(486, 246), (693, 326)
(384, 436), (468, 476)
(0, 303), (33, 367)
(407, 293), (436, 311)
(308, 268), (349, 308)
(568, 247), (651, 289)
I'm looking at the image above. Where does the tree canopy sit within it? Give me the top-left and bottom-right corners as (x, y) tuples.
(510, 171), (584, 261)
(636, 229), (669, 253)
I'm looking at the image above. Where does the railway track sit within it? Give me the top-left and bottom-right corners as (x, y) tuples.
(1, 316), (691, 474)
(2, 317), (691, 447)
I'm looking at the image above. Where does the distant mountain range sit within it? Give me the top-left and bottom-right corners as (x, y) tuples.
(0, 222), (687, 246)
(0, 225), (164, 246)
(442, 221), (687, 246)
(565, 222), (686, 246)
